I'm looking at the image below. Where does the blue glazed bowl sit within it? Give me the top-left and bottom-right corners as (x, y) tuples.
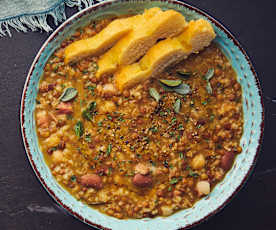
(20, 0), (264, 229)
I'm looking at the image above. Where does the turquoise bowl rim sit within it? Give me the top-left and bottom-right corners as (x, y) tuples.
(20, 0), (264, 229)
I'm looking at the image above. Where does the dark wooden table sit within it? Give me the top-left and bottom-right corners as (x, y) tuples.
(1, 1), (275, 229)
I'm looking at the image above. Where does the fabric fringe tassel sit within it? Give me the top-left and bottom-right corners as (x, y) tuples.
(0, 0), (96, 37)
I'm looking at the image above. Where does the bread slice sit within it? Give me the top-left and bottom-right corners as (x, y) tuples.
(64, 8), (162, 64)
(177, 19), (216, 53)
(115, 38), (187, 91)
(115, 19), (216, 91)
(96, 9), (187, 78)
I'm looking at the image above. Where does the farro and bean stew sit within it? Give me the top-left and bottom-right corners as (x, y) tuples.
(35, 13), (243, 219)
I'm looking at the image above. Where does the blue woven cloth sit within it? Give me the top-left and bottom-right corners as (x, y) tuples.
(0, 0), (97, 36)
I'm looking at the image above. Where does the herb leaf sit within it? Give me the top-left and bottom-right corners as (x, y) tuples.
(176, 71), (192, 79)
(204, 68), (214, 81)
(173, 83), (191, 95)
(203, 68), (215, 94)
(149, 88), (161, 102)
(59, 87), (78, 102)
(173, 99), (181, 114)
(159, 81), (191, 95)
(159, 79), (182, 87)
(206, 82), (213, 94)
(74, 121), (84, 138)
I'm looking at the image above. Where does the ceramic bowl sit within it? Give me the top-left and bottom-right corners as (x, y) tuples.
(20, 0), (264, 229)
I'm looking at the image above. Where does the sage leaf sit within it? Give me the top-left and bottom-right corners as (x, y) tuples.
(174, 99), (181, 114)
(74, 121), (84, 138)
(174, 83), (191, 95)
(206, 82), (213, 94)
(149, 88), (161, 102)
(204, 68), (214, 81)
(59, 87), (78, 102)
(159, 79), (182, 87)
(176, 71), (192, 79)
(159, 82), (175, 92)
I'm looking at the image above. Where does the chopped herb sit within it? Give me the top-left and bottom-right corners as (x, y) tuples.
(117, 115), (125, 122)
(159, 111), (166, 117)
(168, 186), (172, 192)
(74, 121), (84, 138)
(87, 85), (96, 96)
(202, 101), (207, 105)
(179, 152), (184, 159)
(176, 135), (181, 142)
(163, 160), (169, 168)
(149, 88), (161, 102)
(98, 121), (103, 127)
(70, 175), (77, 182)
(106, 144), (112, 156)
(173, 99), (181, 114)
(82, 70), (89, 74)
(82, 109), (93, 121)
(82, 101), (97, 121)
(149, 126), (158, 133)
(136, 153), (141, 158)
(169, 132), (175, 137)
(107, 114), (112, 120)
(186, 166), (199, 178)
(171, 117), (177, 124)
(49, 146), (57, 152)
(170, 178), (179, 185)
(210, 114), (215, 122)
(178, 123), (184, 130)
(84, 134), (91, 143)
(143, 136), (150, 144)
(197, 124), (202, 129)
(59, 87), (78, 102)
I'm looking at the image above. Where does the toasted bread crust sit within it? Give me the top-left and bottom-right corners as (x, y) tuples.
(96, 9), (187, 78)
(115, 19), (216, 91)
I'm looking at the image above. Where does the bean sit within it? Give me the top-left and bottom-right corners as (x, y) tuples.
(220, 151), (235, 171)
(132, 174), (152, 187)
(196, 181), (210, 196)
(80, 174), (102, 190)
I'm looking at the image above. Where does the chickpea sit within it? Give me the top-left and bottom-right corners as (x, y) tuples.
(191, 154), (205, 170)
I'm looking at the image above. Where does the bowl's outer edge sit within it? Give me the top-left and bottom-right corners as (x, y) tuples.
(20, 0), (264, 230)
